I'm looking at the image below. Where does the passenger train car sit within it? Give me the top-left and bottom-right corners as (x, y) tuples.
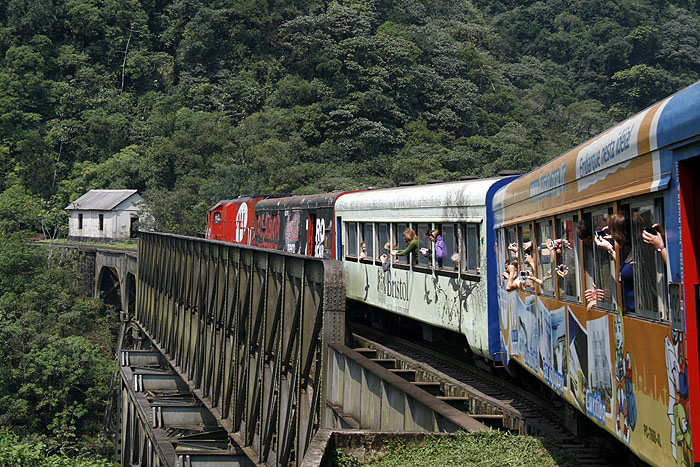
(493, 81), (700, 466)
(336, 178), (516, 359)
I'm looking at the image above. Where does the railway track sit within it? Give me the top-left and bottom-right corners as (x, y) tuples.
(349, 322), (638, 466)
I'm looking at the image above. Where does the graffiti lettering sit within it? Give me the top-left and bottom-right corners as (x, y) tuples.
(255, 213), (280, 248)
(314, 218), (325, 258)
(285, 212), (300, 242)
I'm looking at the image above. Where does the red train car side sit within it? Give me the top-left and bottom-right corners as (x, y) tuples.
(206, 194), (287, 245)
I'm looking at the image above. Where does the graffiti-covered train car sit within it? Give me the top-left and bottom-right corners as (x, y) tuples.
(253, 191), (350, 259)
(335, 177), (515, 359)
(493, 81), (700, 466)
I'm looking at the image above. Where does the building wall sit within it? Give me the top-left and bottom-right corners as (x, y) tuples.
(67, 195), (141, 242)
(68, 210), (138, 241)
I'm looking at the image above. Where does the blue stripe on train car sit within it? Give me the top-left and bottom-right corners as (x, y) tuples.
(336, 216), (342, 259)
(654, 80), (700, 284)
(656, 81), (700, 153)
(486, 176), (521, 362)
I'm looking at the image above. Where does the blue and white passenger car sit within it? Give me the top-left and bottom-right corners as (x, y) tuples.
(336, 177), (516, 359)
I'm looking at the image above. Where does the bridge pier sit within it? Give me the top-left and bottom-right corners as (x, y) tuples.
(95, 249), (138, 315)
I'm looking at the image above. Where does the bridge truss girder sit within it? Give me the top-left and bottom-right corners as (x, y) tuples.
(124, 232), (345, 466)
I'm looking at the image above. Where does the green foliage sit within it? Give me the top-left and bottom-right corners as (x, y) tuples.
(0, 430), (116, 466)
(0, 0), (698, 239)
(0, 233), (117, 456)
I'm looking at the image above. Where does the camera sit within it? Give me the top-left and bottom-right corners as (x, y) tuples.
(557, 264), (568, 272)
(520, 270), (530, 277)
(644, 226), (658, 235)
(594, 230), (605, 239)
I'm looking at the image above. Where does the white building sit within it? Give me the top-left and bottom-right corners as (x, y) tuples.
(65, 189), (143, 242)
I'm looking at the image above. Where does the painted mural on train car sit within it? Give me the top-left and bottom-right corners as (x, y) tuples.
(494, 82), (700, 467)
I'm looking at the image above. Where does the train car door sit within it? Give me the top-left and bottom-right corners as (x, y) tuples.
(679, 155), (700, 460)
(208, 204), (225, 240)
(307, 213), (316, 256)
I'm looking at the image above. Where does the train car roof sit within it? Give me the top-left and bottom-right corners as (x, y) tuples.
(208, 193), (291, 212)
(209, 196), (254, 211)
(255, 191), (351, 211)
(335, 178), (506, 222)
(493, 80), (700, 226)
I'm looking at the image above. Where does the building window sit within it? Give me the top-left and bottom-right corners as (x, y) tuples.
(99, 214), (104, 231)
(78, 213), (83, 230)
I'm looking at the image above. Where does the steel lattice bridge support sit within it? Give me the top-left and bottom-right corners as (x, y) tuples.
(119, 232), (345, 466)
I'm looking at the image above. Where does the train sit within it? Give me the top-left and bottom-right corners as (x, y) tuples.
(206, 81), (700, 466)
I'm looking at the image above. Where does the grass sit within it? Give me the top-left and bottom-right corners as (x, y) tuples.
(37, 238), (139, 249)
(334, 431), (578, 467)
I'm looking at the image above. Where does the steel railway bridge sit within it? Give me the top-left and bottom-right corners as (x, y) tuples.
(89, 232), (484, 466)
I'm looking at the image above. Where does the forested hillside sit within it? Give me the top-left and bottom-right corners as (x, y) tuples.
(1, 0), (699, 460)
(2, 0), (699, 235)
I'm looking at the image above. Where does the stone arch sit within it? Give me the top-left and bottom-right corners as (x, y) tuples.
(98, 266), (122, 311)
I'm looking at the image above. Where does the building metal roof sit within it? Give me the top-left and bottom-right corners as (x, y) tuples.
(65, 189), (140, 211)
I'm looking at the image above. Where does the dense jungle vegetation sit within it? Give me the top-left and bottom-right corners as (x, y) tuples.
(1, 0), (700, 460)
(2, 0), (700, 236)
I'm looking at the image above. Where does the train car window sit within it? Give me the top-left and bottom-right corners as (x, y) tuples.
(360, 223), (373, 260)
(579, 212), (595, 298)
(463, 224), (480, 274)
(376, 223), (390, 264)
(556, 215), (580, 303)
(629, 198), (668, 321)
(416, 223), (432, 268)
(506, 226), (518, 263)
(497, 229), (507, 288)
(393, 223), (410, 264)
(589, 207), (618, 312)
(535, 220), (555, 297)
(519, 224), (534, 292)
(441, 224), (458, 272)
(345, 222), (358, 258)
